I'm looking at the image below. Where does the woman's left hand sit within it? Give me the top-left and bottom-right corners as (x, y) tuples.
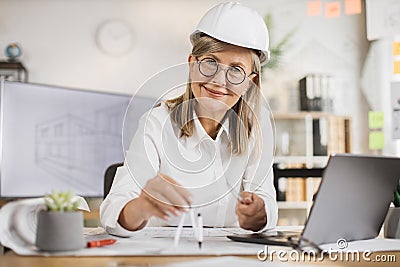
(235, 191), (267, 231)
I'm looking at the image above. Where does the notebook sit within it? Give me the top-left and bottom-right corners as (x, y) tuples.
(228, 154), (400, 247)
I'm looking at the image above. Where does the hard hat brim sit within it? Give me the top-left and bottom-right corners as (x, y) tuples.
(190, 30), (270, 66)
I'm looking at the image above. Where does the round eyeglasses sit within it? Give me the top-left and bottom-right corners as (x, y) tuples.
(196, 57), (256, 85)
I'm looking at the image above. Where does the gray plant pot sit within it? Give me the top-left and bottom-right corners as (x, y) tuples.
(384, 207), (400, 239)
(36, 210), (85, 251)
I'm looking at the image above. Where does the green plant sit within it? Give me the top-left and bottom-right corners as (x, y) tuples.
(262, 13), (296, 72)
(44, 190), (79, 212)
(394, 182), (400, 207)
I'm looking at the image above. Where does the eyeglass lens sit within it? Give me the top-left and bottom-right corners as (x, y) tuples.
(198, 58), (246, 85)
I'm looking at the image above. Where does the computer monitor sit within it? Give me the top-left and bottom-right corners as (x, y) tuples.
(0, 80), (155, 197)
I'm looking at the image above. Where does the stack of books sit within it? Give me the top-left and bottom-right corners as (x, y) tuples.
(279, 177), (322, 202)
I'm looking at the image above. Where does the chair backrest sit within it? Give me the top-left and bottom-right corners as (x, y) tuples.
(104, 162), (123, 198)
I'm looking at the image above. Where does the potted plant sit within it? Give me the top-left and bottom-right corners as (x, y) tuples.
(384, 181), (400, 238)
(260, 14), (296, 111)
(261, 13), (295, 72)
(35, 190), (85, 251)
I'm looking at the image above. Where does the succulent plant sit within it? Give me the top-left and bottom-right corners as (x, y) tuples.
(44, 190), (80, 212)
(394, 181), (400, 208)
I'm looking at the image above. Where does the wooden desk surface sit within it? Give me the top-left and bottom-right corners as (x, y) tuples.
(1, 251), (399, 267)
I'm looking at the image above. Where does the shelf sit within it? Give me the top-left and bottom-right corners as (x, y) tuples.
(274, 112), (329, 120)
(274, 156), (328, 168)
(273, 112), (351, 120)
(278, 201), (309, 209)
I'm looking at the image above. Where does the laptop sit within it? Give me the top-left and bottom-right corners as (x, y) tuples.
(228, 154), (400, 247)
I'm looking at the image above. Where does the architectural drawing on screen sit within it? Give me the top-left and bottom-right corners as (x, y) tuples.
(35, 104), (126, 191)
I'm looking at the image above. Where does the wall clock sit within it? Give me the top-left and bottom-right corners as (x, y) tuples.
(95, 19), (134, 56)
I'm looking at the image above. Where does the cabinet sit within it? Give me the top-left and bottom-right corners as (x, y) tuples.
(272, 112), (351, 225)
(0, 61), (28, 82)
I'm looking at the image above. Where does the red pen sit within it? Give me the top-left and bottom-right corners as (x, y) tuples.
(87, 239), (117, 248)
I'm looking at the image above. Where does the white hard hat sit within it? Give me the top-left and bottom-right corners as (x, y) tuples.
(190, 2), (270, 65)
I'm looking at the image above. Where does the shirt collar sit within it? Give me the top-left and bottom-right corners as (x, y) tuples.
(190, 111), (230, 147)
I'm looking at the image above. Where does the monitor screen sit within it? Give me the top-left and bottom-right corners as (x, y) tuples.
(0, 80), (155, 197)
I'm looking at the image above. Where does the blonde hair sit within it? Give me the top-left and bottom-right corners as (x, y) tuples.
(166, 34), (262, 154)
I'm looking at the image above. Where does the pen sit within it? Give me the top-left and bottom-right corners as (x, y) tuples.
(87, 239), (117, 248)
(174, 212), (186, 247)
(197, 213), (203, 249)
(189, 208), (198, 233)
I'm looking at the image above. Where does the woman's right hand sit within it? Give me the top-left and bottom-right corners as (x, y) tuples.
(119, 174), (192, 231)
(137, 173), (192, 220)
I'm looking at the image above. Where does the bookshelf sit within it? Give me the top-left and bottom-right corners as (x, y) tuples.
(273, 112), (351, 162)
(273, 112), (351, 225)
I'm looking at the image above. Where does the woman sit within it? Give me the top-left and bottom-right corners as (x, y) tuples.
(100, 2), (277, 237)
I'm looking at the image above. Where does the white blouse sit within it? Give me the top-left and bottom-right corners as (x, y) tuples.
(100, 102), (277, 237)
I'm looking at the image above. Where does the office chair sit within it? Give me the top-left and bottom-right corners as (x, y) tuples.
(104, 162), (123, 199)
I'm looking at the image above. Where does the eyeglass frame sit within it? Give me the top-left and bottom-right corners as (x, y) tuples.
(194, 56), (258, 85)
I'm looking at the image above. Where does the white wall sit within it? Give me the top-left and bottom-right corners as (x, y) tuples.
(0, 0), (370, 152)
(361, 38), (400, 156)
(362, 0), (400, 156)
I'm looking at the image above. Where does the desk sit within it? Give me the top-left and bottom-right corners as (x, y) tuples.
(1, 251), (399, 266)
(0, 61), (28, 81)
